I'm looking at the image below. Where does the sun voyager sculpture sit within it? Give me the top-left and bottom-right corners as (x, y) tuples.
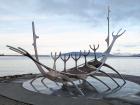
(7, 7), (126, 97)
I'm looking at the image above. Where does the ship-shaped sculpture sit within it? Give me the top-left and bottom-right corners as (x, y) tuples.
(7, 7), (126, 96)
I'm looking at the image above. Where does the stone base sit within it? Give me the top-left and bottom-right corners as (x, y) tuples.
(23, 76), (140, 99)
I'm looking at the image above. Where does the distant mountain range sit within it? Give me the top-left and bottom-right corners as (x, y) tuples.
(128, 54), (140, 57)
(62, 52), (140, 57)
(2, 52), (140, 57)
(0, 53), (4, 56)
(62, 52), (105, 57)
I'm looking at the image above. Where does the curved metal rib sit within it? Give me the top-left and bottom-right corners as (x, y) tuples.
(76, 65), (111, 91)
(41, 77), (54, 91)
(102, 63), (126, 86)
(41, 77), (49, 88)
(88, 60), (126, 86)
(30, 76), (42, 92)
(62, 75), (85, 96)
(90, 75), (111, 90)
(81, 78), (97, 91)
(99, 70), (120, 88)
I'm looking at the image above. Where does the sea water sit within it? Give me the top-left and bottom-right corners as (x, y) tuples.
(0, 56), (140, 76)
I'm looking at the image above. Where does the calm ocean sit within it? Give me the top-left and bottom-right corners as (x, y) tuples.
(0, 56), (140, 76)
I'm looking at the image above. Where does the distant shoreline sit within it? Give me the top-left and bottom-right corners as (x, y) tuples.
(1, 54), (140, 57)
(1, 51), (140, 57)
(1, 73), (140, 85)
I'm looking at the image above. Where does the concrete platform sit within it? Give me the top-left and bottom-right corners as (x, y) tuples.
(0, 76), (140, 105)
(23, 76), (140, 104)
(23, 76), (140, 96)
(0, 83), (110, 105)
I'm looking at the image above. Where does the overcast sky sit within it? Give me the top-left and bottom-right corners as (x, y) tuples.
(0, 0), (140, 55)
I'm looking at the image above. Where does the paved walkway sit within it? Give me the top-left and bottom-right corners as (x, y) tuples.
(0, 83), (110, 105)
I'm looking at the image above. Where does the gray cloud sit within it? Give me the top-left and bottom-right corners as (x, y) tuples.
(0, 0), (140, 25)
(0, 0), (37, 16)
(37, 0), (103, 18)
(35, 0), (140, 23)
(122, 42), (140, 48)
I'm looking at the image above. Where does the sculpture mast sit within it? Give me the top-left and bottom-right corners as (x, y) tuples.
(32, 21), (47, 75)
(32, 21), (39, 60)
(105, 6), (111, 47)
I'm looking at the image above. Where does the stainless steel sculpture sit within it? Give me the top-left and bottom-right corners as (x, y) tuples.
(7, 23), (126, 96)
(87, 29), (126, 87)
(7, 7), (127, 96)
